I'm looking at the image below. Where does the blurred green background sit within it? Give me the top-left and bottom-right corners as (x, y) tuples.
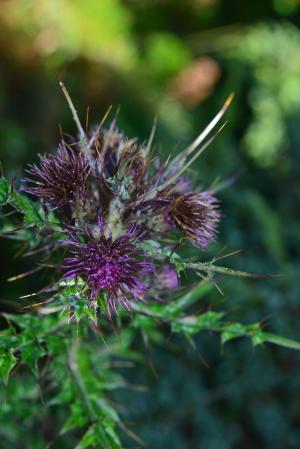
(1, 0), (300, 448)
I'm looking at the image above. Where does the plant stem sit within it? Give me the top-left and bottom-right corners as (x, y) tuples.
(58, 80), (95, 169)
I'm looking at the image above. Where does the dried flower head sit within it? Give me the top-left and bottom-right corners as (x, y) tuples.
(23, 143), (90, 209)
(62, 218), (154, 315)
(167, 191), (220, 248)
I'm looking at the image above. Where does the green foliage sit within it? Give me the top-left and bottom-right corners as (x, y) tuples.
(145, 33), (191, 80)
(1, 258), (299, 447)
(11, 191), (45, 226)
(2, 1), (300, 448)
(246, 190), (286, 263)
(228, 23), (300, 166)
(0, 176), (45, 226)
(1, 150), (300, 446)
(133, 283), (300, 351)
(0, 178), (10, 205)
(1, 0), (135, 68)
(0, 351), (16, 386)
(0, 308), (125, 448)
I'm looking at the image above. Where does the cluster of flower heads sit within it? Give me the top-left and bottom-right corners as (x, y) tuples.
(23, 93), (229, 315)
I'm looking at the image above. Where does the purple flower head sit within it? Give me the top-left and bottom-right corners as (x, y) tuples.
(98, 129), (124, 178)
(168, 191), (220, 249)
(156, 266), (179, 290)
(23, 143), (90, 209)
(92, 128), (147, 186)
(62, 218), (154, 315)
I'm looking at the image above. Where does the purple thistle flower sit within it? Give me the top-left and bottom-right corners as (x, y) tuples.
(167, 191), (220, 249)
(62, 218), (154, 315)
(156, 266), (179, 290)
(23, 143), (90, 209)
(16, 90), (234, 319)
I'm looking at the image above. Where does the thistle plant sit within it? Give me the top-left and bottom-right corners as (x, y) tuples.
(16, 82), (227, 316)
(1, 84), (300, 448)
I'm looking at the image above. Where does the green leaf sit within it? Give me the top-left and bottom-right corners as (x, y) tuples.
(75, 425), (98, 449)
(159, 281), (213, 318)
(11, 191), (43, 225)
(221, 323), (250, 343)
(221, 323), (300, 350)
(75, 422), (121, 449)
(172, 311), (224, 336)
(98, 399), (120, 424)
(253, 332), (300, 350)
(61, 401), (89, 434)
(101, 420), (121, 448)
(21, 343), (46, 375)
(46, 335), (67, 355)
(171, 258), (186, 274)
(134, 281), (213, 323)
(0, 177), (10, 204)
(132, 314), (154, 330)
(0, 351), (17, 385)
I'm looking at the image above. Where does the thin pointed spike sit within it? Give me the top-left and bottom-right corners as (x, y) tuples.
(158, 121), (227, 192)
(133, 122), (226, 206)
(19, 292), (38, 299)
(101, 106), (121, 156)
(110, 105), (121, 130)
(146, 117), (157, 155)
(211, 168), (244, 194)
(190, 262), (279, 279)
(85, 106), (90, 134)
(118, 421), (146, 447)
(20, 299), (54, 310)
(184, 93), (234, 157)
(212, 279), (224, 296)
(213, 249), (243, 263)
(7, 266), (42, 282)
(57, 79), (87, 146)
(57, 79), (96, 169)
(58, 124), (64, 142)
(88, 104), (113, 149)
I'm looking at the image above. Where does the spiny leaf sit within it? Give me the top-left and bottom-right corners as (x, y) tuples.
(75, 425), (98, 449)
(171, 312), (300, 351)
(171, 311), (224, 336)
(101, 420), (122, 447)
(11, 191), (44, 225)
(221, 322), (258, 344)
(187, 261), (271, 279)
(98, 399), (120, 424)
(75, 422), (121, 449)
(61, 401), (89, 434)
(252, 331), (300, 350)
(0, 351), (17, 386)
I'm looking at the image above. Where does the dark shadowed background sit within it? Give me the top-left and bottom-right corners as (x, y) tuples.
(1, 1), (300, 448)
